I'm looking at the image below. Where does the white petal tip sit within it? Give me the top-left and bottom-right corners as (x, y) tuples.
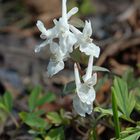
(73, 7), (78, 13)
(36, 20), (41, 25)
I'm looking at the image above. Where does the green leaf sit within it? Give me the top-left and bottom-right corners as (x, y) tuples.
(112, 77), (135, 118)
(63, 81), (76, 95)
(19, 112), (47, 129)
(0, 103), (8, 112)
(59, 109), (70, 125)
(133, 88), (140, 113)
(3, 91), (13, 112)
(47, 112), (62, 124)
(45, 127), (65, 140)
(94, 107), (135, 124)
(112, 88), (120, 139)
(70, 48), (89, 65)
(94, 107), (122, 117)
(37, 92), (56, 106)
(121, 131), (140, 140)
(28, 86), (41, 112)
(93, 66), (110, 72)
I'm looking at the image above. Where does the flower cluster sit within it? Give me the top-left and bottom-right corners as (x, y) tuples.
(35, 0), (100, 116)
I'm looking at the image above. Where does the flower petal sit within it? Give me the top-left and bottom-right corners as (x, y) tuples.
(86, 73), (97, 86)
(73, 95), (93, 117)
(67, 32), (77, 53)
(47, 59), (64, 77)
(70, 25), (82, 36)
(36, 20), (48, 35)
(74, 63), (81, 89)
(83, 55), (93, 82)
(67, 7), (78, 19)
(80, 43), (100, 58)
(50, 42), (59, 54)
(83, 20), (92, 37)
(77, 84), (96, 104)
(62, 0), (67, 22)
(37, 20), (56, 38)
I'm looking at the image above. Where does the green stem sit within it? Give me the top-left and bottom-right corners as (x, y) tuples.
(92, 127), (97, 140)
(90, 115), (97, 140)
(112, 87), (120, 139)
(9, 113), (19, 128)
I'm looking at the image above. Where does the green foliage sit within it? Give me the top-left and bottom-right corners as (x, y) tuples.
(112, 88), (120, 139)
(29, 86), (42, 112)
(45, 127), (65, 140)
(47, 112), (62, 124)
(80, 0), (96, 15)
(112, 77), (135, 118)
(28, 86), (56, 112)
(19, 112), (48, 129)
(120, 127), (140, 140)
(0, 91), (13, 113)
(134, 89), (140, 113)
(47, 109), (70, 125)
(94, 107), (122, 117)
(20, 86), (58, 135)
(63, 81), (76, 95)
(70, 48), (89, 65)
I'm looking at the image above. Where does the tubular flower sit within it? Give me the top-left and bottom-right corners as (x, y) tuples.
(47, 42), (68, 77)
(70, 21), (100, 58)
(73, 55), (97, 116)
(35, 0), (78, 54)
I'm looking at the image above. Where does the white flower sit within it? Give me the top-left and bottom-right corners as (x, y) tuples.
(73, 95), (93, 117)
(35, 0), (78, 54)
(35, 20), (55, 53)
(47, 42), (68, 77)
(73, 55), (97, 116)
(70, 21), (100, 58)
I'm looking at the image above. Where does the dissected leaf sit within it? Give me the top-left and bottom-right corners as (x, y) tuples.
(121, 131), (140, 140)
(37, 92), (56, 106)
(28, 86), (42, 112)
(112, 77), (135, 118)
(133, 88), (140, 113)
(0, 92), (13, 113)
(19, 112), (47, 129)
(47, 112), (62, 124)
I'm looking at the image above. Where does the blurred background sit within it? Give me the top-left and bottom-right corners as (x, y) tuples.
(0, 0), (140, 139)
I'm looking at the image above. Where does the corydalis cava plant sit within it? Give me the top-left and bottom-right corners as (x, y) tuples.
(35, 0), (100, 116)
(73, 55), (97, 117)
